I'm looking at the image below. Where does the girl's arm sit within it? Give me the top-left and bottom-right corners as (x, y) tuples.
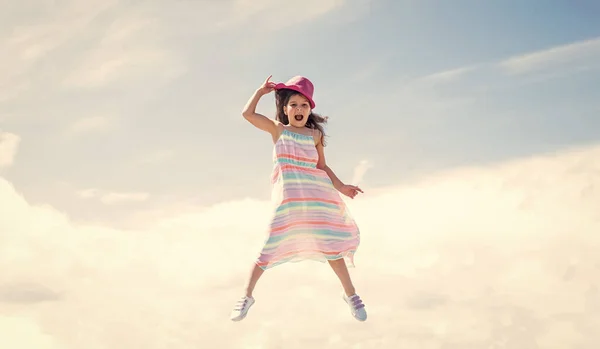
(242, 76), (281, 140)
(323, 165), (345, 190)
(316, 144), (344, 189)
(314, 130), (363, 198)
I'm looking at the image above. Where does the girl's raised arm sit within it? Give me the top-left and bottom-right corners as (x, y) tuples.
(242, 75), (281, 139)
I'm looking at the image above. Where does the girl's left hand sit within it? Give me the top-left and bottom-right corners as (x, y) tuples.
(339, 184), (363, 199)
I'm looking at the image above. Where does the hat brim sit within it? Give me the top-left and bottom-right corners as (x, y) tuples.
(274, 83), (315, 109)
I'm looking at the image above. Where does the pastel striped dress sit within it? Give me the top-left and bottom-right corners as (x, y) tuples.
(256, 128), (360, 270)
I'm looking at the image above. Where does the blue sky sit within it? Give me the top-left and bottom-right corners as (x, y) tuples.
(1, 0), (599, 225)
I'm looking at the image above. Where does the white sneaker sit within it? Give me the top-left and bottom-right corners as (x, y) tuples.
(230, 296), (255, 321)
(343, 293), (367, 321)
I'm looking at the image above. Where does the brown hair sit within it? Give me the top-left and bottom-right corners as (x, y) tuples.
(275, 89), (328, 146)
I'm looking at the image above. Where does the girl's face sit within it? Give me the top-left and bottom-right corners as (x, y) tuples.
(284, 93), (311, 127)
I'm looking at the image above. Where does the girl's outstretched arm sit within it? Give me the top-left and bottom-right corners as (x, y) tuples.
(242, 75), (281, 140)
(314, 130), (363, 199)
(323, 165), (345, 190)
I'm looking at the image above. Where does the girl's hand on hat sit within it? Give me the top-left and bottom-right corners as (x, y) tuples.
(257, 75), (276, 95)
(339, 184), (363, 199)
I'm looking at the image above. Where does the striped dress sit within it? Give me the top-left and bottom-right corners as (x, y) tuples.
(256, 128), (360, 270)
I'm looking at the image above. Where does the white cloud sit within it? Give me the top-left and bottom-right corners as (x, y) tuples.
(65, 116), (112, 135)
(415, 65), (478, 86)
(0, 80), (30, 104)
(0, 1), (119, 93)
(76, 188), (101, 199)
(0, 0), (185, 97)
(137, 150), (173, 165)
(63, 14), (186, 88)
(499, 36), (600, 76)
(0, 316), (62, 349)
(0, 131), (20, 168)
(404, 35), (600, 90)
(351, 159), (373, 185)
(77, 188), (149, 204)
(1, 143), (599, 348)
(99, 192), (149, 204)
(217, 0), (347, 30)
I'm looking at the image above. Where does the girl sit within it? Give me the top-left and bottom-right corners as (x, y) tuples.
(230, 75), (367, 322)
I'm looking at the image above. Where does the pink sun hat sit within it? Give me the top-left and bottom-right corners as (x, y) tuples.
(274, 76), (316, 109)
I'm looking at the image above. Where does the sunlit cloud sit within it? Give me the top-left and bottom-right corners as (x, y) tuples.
(1, 142), (599, 348)
(351, 160), (373, 186)
(137, 150), (174, 165)
(0, 131), (20, 168)
(1, 3), (598, 347)
(65, 116), (112, 135)
(77, 188), (150, 204)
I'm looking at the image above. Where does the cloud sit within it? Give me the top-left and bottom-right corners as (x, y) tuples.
(0, 1), (119, 93)
(77, 188), (149, 204)
(0, 131), (20, 168)
(404, 35), (600, 91)
(351, 160), (373, 185)
(0, 0), (185, 101)
(0, 80), (30, 104)
(0, 316), (62, 349)
(499, 36), (600, 77)
(76, 188), (101, 199)
(62, 14), (186, 88)
(99, 192), (149, 205)
(217, 0), (348, 30)
(0, 282), (62, 304)
(65, 116), (112, 135)
(415, 65), (478, 86)
(137, 150), (173, 165)
(1, 142), (599, 348)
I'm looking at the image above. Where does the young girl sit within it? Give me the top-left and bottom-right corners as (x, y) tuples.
(230, 75), (367, 322)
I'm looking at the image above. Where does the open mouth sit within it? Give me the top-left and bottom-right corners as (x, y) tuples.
(294, 115), (303, 121)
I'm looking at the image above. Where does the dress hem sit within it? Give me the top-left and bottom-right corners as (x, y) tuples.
(256, 250), (357, 271)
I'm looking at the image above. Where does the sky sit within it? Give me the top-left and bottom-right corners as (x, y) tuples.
(1, 0), (599, 348)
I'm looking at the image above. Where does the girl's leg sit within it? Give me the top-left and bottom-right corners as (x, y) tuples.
(327, 258), (356, 296)
(328, 258), (367, 321)
(230, 263), (265, 322)
(245, 263), (265, 297)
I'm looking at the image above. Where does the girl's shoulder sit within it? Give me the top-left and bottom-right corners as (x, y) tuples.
(271, 122), (285, 143)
